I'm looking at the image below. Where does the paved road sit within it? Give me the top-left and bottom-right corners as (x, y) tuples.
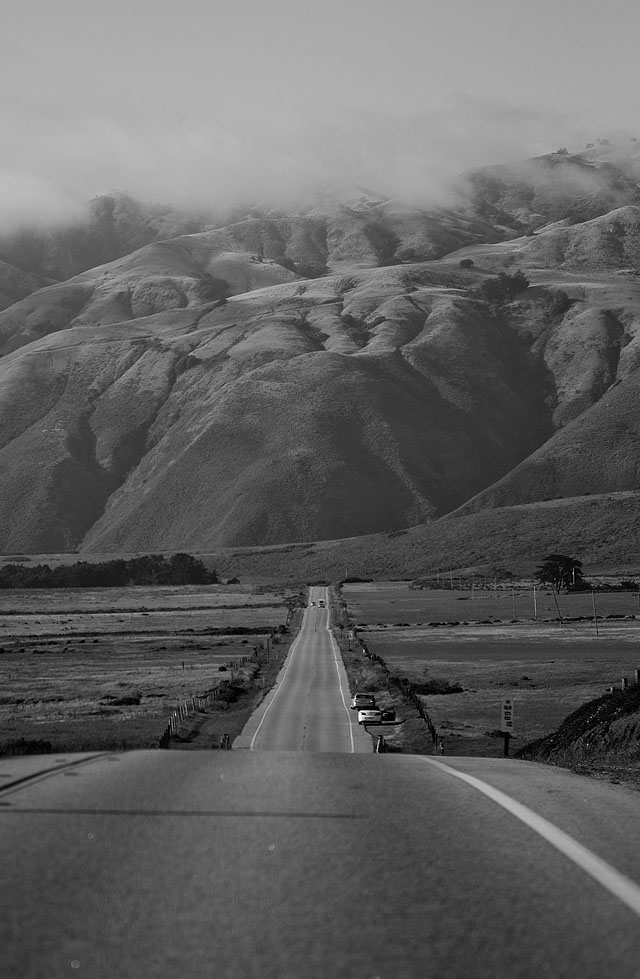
(234, 586), (371, 752)
(3, 750), (640, 977)
(4, 587), (640, 976)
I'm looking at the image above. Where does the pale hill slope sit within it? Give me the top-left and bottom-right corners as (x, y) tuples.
(461, 146), (640, 230)
(2, 216), (640, 552)
(456, 370), (640, 514)
(523, 206), (640, 272)
(205, 491), (640, 582)
(0, 238), (294, 356)
(2, 146), (640, 558)
(0, 261), (51, 311)
(0, 189), (510, 287)
(3, 143), (638, 283)
(0, 262), (553, 552)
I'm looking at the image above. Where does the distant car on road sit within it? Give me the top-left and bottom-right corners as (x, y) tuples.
(318, 599), (325, 607)
(357, 708), (383, 725)
(309, 601), (316, 606)
(351, 693), (376, 710)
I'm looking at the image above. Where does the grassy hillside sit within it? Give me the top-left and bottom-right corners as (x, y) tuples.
(199, 491), (640, 583)
(1, 146), (640, 559)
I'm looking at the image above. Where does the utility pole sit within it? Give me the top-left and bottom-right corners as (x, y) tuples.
(552, 590), (564, 625)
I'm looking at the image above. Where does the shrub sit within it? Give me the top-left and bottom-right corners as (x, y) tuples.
(474, 271), (529, 305)
(197, 275), (230, 302)
(542, 289), (574, 322)
(216, 682), (243, 703)
(412, 679), (464, 695)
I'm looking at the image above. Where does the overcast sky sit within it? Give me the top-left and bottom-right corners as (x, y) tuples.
(2, 0), (639, 222)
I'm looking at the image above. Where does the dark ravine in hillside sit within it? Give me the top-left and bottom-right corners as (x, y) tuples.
(1, 144), (640, 560)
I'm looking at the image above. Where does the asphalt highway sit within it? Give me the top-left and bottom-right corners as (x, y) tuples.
(234, 586), (371, 752)
(3, 588), (640, 977)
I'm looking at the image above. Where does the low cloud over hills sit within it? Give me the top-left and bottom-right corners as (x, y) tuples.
(2, 143), (640, 565)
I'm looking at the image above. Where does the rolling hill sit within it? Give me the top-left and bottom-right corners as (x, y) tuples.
(2, 142), (640, 571)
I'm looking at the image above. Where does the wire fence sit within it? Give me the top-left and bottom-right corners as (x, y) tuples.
(359, 641), (443, 754)
(158, 653), (256, 749)
(157, 613), (296, 750)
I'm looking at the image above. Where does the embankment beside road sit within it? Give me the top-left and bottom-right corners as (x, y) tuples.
(165, 641), (292, 750)
(518, 682), (640, 787)
(332, 587), (434, 754)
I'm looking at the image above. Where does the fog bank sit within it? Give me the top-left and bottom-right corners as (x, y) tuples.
(0, 94), (617, 229)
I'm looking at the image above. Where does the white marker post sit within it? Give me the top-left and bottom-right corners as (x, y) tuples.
(501, 698), (515, 756)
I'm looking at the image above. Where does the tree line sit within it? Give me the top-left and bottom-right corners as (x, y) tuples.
(535, 554), (638, 593)
(0, 553), (218, 589)
(536, 554), (585, 593)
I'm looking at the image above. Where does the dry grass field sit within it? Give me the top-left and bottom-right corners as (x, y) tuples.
(341, 582), (640, 757)
(0, 584), (297, 753)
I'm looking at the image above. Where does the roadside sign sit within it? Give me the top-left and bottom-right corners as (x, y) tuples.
(501, 698), (515, 733)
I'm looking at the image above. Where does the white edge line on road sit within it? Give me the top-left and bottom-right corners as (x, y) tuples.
(249, 608), (308, 751)
(328, 623), (355, 754)
(423, 757), (640, 920)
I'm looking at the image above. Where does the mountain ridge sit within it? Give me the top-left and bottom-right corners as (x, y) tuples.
(1, 143), (640, 564)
